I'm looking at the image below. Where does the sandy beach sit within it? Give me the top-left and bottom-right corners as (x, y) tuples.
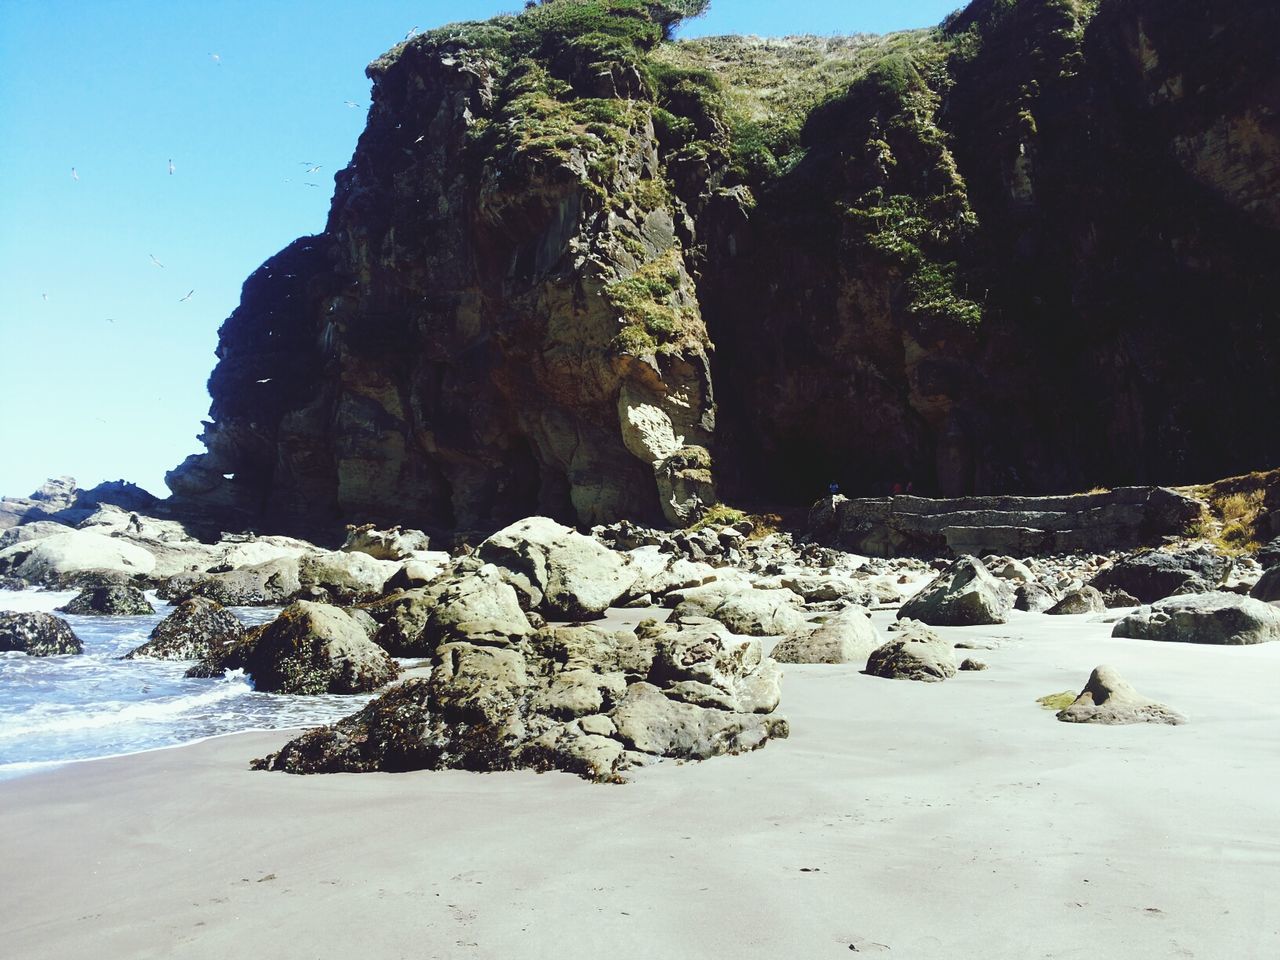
(2, 609), (1278, 960)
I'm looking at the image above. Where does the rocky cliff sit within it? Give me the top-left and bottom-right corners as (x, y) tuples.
(167, 0), (1280, 539)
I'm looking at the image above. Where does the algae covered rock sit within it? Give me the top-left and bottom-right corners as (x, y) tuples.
(245, 600), (399, 694)
(1046, 586), (1106, 616)
(125, 597), (246, 661)
(0, 611), (83, 656)
(57, 585), (155, 616)
(866, 623), (955, 682)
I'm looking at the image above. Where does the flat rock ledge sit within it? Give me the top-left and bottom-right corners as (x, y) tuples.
(254, 616), (788, 783)
(1056, 665), (1185, 725)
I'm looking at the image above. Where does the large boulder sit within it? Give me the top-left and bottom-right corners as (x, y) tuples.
(771, 606), (882, 664)
(255, 613), (788, 782)
(0, 520), (75, 549)
(1090, 547), (1229, 603)
(1250, 566), (1280, 603)
(0, 611), (83, 655)
(610, 682), (787, 759)
(1056, 666), (1185, 725)
(420, 564), (533, 648)
(1046, 586), (1106, 616)
(124, 598), (246, 661)
(296, 551), (402, 604)
(476, 517), (638, 619)
(244, 601), (399, 694)
(865, 623), (955, 682)
(57, 585), (155, 616)
(898, 556), (1012, 626)
(1015, 581), (1060, 613)
(671, 583), (808, 636)
(0, 530), (156, 584)
(1113, 592), (1280, 645)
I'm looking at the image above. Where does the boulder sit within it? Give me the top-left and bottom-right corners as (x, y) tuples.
(0, 520), (75, 549)
(125, 598), (246, 661)
(245, 601), (399, 694)
(959, 658), (987, 671)
(476, 517), (638, 619)
(0, 611), (83, 655)
(610, 682), (788, 759)
(1250, 566), (1280, 603)
(419, 564), (532, 648)
(1099, 587), (1142, 608)
(898, 556), (1012, 626)
(0, 530), (156, 584)
(1015, 581), (1060, 613)
(1090, 547), (1229, 603)
(381, 555), (450, 593)
(161, 557), (302, 606)
(1056, 666), (1185, 725)
(1257, 537), (1280, 570)
(985, 556), (1033, 582)
(340, 524), (430, 561)
(1112, 592), (1280, 645)
(778, 574), (871, 605)
(672, 584), (808, 636)
(57, 585), (155, 616)
(771, 606), (881, 664)
(866, 624), (955, 682)
(1046, 586), (1106, 616)
(360, 588), (435, 657)
(297, 550), (401, 604)
(255, 610), (788, 782)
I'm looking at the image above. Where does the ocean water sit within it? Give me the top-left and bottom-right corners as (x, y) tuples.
(0, 589), (374, 780)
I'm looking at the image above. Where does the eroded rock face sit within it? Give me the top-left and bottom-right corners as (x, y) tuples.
(125, 598), (246, 661)
(1112, 592), (1280, 645)
(1057, 665), (1185, 725)
(899, 556), (1012, 626)
(255, 613), (787, 782)
(0, 611), (83, 656)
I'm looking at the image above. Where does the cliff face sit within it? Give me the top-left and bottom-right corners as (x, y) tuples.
(168, 0), (1280, 537)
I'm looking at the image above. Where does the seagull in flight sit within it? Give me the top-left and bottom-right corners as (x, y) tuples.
(306, 164), (322, 174)
(255, 378), (273, 383)
(405, 26), (419, 39)
(149, 254), (165, 268)
(168, 158), (175, 175)
(304, 182), (319, 188)
(41, 293), (48, 301)
(105, 317), (115, 323)
(209, 53), (221, 65)
(71, 167), (79, 181)
(179, 290), (194, 302)
(343, 100), (360, 108)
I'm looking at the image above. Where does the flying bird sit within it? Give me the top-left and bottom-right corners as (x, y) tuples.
(179, 290), (194, 302)
(304, 182), (319, 188)
(209, 53), (221, 65)
(306, 164), (322, 174)
(149, 254), (165, 268)
(41, 293), (48, 301)
(168, 158), (175, 175)
(71, 167), (79, 181)
(405, 26), (419, 39)
(343, 100), (360, 108)
(414, 134), (425, 144)
(105, 317), (115, 323)
(255, 378), (272, 383)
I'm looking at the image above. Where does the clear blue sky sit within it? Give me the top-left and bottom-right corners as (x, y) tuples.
(0, 0), (962, 499)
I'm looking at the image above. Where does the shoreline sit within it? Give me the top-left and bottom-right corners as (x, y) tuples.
(2, 611), (1278, 959)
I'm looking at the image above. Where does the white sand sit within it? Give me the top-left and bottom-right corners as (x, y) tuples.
(1, 609), (1278, 959)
